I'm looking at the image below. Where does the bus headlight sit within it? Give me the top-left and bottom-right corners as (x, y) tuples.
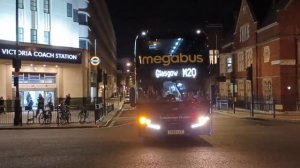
(191, 116), (210, 129)
(139, 116), (151, 125)
(138, 116), (161, 130)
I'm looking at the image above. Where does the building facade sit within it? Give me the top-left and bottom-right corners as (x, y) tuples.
(219, 0), (300, 111)
(0, 0), (116, 108)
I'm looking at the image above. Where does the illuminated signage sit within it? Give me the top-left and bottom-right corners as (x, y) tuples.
(0, 44), (82, 64)
(155, 68), (197, 78)
(156, 69), (179, 78)
(139, 53), (204, 66)
(90, 56), (101, 66)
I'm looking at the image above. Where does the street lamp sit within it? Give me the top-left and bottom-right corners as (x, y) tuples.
(133, 30), (147, 88)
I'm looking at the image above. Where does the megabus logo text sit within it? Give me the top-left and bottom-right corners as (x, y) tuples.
(138, 53), (204, 66)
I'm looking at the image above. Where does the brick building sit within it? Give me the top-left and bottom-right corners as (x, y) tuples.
(219, 0), (300, 111)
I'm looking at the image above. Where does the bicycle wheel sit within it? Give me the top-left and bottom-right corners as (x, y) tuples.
(78, 112), (84, 123)
(84, 111), (89, 123)
(67, 112), (71, 124)
(38, 113), (43, 124)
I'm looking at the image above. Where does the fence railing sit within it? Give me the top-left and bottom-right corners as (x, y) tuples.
(216, 98), (276, 118)
(0, 97), (117, 125)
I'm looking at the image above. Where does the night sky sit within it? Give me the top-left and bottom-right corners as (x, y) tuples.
(105, 0), (242, 58)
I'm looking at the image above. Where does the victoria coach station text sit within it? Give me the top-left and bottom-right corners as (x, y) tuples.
(1, 49), (78, 60)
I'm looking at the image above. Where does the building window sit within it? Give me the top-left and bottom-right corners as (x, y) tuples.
(44, 0), (50, 14)
(237, 80), (245, 100)
(18, 0), (24, 9)
(67, 3), (72, 17)
(31, 29), (37, 43)
(262, 78), (272, 100)
(18, 27), (24, 42)
(79, 39), (88, 50)
(73, 9), (78, 22)
(44, 31), (50, 44)
(219, 82), (229, 98)
(12, 73), (56, 84)
(227, 57), (233, 73)
(31, 0), (37, 11)
(209, 50), (219, 64)
(220, 57), (226, 74)
(245, 48), (253, 67)
(263, 46), (270, 63)
(78, 13), (88, 25)
(240, 23), (250, 42)
(238, 52), (244, 72)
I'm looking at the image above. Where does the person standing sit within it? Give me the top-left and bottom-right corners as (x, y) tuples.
(0, 96), (4, 114)
(65, 93), (71, 106)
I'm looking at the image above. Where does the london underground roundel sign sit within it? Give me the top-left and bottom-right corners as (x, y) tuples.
(90, 56), (101, 66)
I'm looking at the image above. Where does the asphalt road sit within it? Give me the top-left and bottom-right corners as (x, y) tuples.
(1, 107), (300, 168)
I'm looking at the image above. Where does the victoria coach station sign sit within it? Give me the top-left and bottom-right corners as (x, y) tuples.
(0, 44), (82, 64)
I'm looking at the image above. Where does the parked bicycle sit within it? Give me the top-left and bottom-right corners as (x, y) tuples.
(38, 101), (53, 124)
(78, 105), (89, 123)
(56, 102), (71, 125)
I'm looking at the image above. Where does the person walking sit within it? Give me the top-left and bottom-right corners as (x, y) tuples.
(36, 94), (44, 117)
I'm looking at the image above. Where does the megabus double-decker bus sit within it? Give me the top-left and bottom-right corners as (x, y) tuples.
(134, 30), (212, 138)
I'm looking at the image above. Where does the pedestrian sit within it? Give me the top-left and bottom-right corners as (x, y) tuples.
(0, 96), (4, 114)
(27, 99), (33, 111)
(65, 93), (71, 106)
(36, 94), (44, 117)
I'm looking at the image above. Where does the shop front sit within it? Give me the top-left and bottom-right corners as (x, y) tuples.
(0, 42), (88, 110)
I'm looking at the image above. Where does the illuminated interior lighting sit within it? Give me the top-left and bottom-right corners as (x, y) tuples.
(43, 65), (46, 67)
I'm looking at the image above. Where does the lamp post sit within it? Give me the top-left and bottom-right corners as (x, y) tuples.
(133, 30), (147, 89)
(13, 0), (22, 126)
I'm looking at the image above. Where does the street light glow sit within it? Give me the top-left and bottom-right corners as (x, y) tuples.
(196, 29), (201, 34)
(141, 31), (147, 36)
(126, 62), (131, 67)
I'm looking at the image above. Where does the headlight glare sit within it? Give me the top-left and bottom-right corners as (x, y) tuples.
(139, 116), (151, 125)
(191, 116), (210, 129)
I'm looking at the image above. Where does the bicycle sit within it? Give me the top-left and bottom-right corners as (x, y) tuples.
(38, 102), (54, 124)
(56, 103), (71, 125)
(38, 108), (52, 124)
(78, 108), (89, 123)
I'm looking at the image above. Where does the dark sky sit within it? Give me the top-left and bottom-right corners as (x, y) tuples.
(105, 0), (242, 58)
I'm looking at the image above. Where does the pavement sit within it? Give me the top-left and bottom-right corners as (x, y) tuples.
(0, 97), (125, 130)
(214, 107), (300, 122)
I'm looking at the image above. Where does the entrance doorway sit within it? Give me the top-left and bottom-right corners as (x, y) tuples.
(20, 90), (56, 110)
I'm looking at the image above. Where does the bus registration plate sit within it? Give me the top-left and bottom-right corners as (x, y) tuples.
(167, 130), (185, 135)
